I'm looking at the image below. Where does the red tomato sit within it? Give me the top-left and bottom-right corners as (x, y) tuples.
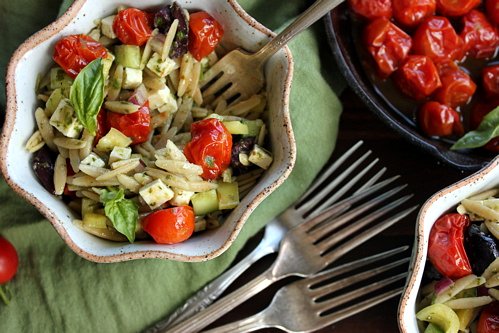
(412, 16), (464, 62)
(142, 206), (195, 244)
(433, 67), (476, 108)
(477, 302), (499, 333)
(184, 118), (232, 180)
(52, 34), (107, 78)
(428, 213), (472, 279)
(113, 8), (152, 46)
(418, 101), (463, 136)
(485, 137), (499, 153)
(348, 0), (392, 20)
(486, 0), (499, 25)
(460, 10), (499, 59)
(0, 236), (19, 284)
(393, 0), (436, 27)
(106, 103), (151, 145)
(364, 18), (412, 77)
(436, 0), (480, 16)
(188, 12), (224, 61)
(470, 102), (495, 129)
(394, 55), (441, 100)
(94, 108), (109, 144)
(483, 65), (499, 98)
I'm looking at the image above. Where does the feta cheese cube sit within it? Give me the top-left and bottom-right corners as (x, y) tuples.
(80, 152), (106, 168)
(96, 128), (132, 152)
(149, 86), (175, 110)
(100, 15), (117, 39)
(109, 147), (132, 165)
(156, 93), (178, 114)
(49, 99), (83, 138)
(139, 179), (174, 209)
(170, 188), (194, 206)
(122, 67), (143, 89)
(146, 52), (178, 78)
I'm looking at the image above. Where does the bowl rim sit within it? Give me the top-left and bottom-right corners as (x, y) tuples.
(0, 0), (296, 262)
(397, 155), (499, 332)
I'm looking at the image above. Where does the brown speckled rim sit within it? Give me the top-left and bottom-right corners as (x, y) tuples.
(0, 0), (296, 263)
(397, 155), (499, 332)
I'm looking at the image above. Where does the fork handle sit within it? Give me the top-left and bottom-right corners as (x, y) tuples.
(201, 311), (268, 333)
(163, 268), (275, 333)
(255, 0), (345, 62)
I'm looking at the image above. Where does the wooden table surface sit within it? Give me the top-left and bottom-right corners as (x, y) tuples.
(205, 87), (473, 332)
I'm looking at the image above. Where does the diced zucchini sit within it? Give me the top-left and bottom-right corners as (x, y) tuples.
(146, 52), (177, 78)
(424, 323), (444, 333)
(248, 145), (273, 170)
(122, 67), (143, 89)
(50, 67), (73, 90)
(115, 45), (141, 69)
(109, 146), (132, 164)
(242, 119), (263, 137)
(45, 88), (64, 116)
(217, 182), (239, 210)
(416, 304), (459, 333)
(102, 52), (115, 79)
(96, 128), (132, 151)
(191, 189), (219, 216)
(83, 213), (108, 229)
(80, 152), (106, 168)
(100, 15), (117, 39)
(139, 179), (174, 209)
(223, 121), (249, 135)
(49, 99), (83, 138)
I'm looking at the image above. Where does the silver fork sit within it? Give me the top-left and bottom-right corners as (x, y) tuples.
(147, 141), (385, 331)
(164, 174), (417, 332)
(203, 248), (410, 332)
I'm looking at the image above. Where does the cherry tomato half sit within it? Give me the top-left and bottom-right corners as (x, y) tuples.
(348, 0), (393, 20)
(393, 0), (436, 27)
(418, 101), (463, 137)
(433, 67), (476, 108)
(0, 236), (19, 285)
(428, 213), (472, 279)
(188, 12), (224, 61)
(184, 118), (232, 180)
(113, 8), (153, 46)
(364, 18), (412, 77)
(483, 65), (499, 99)
(412, 16), (464, 63)
(477, 302), (499, 333)
(486, 0), (499, 25)
(142, 206), (195, 244)
(460, 10), (499, 60)
(53, 34), (108, 78)
(394, 55), (441, 100)
(106, 103), (151, 145)
(436, 0), (480, 17)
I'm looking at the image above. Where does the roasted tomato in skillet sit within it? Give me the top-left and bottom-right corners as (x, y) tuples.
(436, 0), (480, 17)
(482, 65), (499, 99)
(460, 10), (499, 60)
(418, 101), (463, 137)
(348, 0), (392, 20)
(486, 0), (499, 25)
(394, 55), (441, 100)
(433, 66), (476, 108)
(364, 18), (412, 77)
(392, 0), (436, 27)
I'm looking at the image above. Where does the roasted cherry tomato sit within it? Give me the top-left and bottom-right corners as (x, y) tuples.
(394, 55), (441, 100)
(486, 0), (499, 25)
(477, 302), (499, 333)
(483, 65), (499, 98)
(106, 103), (151, 145)
(428, 213), (472, 279)
(436, 0), (480, 16)
(142, 206), (195, 244)
(53, 34), (107, 78)
(348, 0), (392, 20)
(113, 8), (152, 46)
(188, 12), (224, 61)
(184, 118), (232, 180)
(469, 101), (499, 152)
(433, 67), (476, 108)
(364, 18), (412, 77)
(485, 137), (499, 153)
(94, 108), (109, 144)
(460, 10), (499, 60)
(0, 236), (18, 285)
(412, 16), (464, 62)
(418, 101), (463, 137)
(393, 0), (436, 27)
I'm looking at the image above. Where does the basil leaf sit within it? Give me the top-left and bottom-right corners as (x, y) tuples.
(100, 187), (138, 243)
(69, 58), (104, 135)
(451, 106), (499, 150)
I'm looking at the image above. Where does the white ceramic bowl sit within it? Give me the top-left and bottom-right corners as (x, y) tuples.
(398, 155), (499, 332)
(0, 0), (295, 262)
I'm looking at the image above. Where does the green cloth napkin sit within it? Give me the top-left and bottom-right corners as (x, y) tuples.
(0, 0), (343, 332)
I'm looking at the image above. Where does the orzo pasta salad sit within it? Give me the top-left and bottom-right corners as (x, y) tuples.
(25, 2), (273, 244)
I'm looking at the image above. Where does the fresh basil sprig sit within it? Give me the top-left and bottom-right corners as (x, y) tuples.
(451, 106), (499, 150)
(69, 58), (104, 135)
(100, 187), (138, 243)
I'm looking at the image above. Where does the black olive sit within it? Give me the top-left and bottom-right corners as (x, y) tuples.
(231, 136), (256, 175)
(464, 223), (499, 275)
(32, 146), (56, 194)
(422, 260), (442, 284)
(153, 2), (188, 58)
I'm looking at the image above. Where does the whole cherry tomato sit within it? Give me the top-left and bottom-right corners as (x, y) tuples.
(106, 103), (151, 145)
(184, 118), (232, 180)
(393, 0), (436, 27)
(412, 16), (464, 63)
(0, 236), (19, 285)
(113, 8), (152, 46)
(486, 0), (499, 25)
(348, 0), (392, 20)
(418, 101), (463, 137)
(188, 12), (224, 61)
(428, 213), (472, 279)
(394, 55), (441, 100)
(460, 10), (499, 60)
(142, 206), (195, 244)
(364, 18), (412, 77)
(477, 302), (499, 333)
(433, 67), (476, 108)
(436, 0), (480, 16)
(53, 34), (108, 78)
(482, 65), (499, 98)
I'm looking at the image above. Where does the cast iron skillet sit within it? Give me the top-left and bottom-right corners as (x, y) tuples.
(325, 3), (494, 172)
